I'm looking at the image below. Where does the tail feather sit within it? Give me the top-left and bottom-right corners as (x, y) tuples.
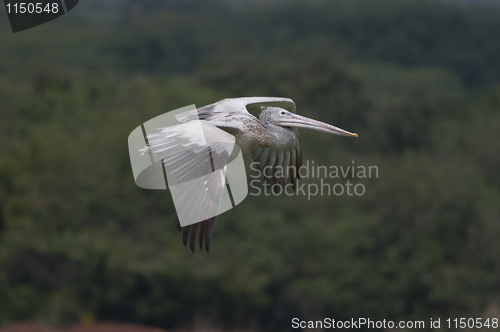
(177, 217), (217, 253)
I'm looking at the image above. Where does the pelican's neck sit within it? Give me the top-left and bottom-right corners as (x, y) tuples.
(260, 122), (296, 149)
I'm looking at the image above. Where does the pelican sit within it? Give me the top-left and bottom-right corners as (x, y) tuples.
(141, 97), (358, 253)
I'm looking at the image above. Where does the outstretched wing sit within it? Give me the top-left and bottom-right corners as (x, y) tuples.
(251, 131), (302, 193)
(168, 97), (298, 249)
(176, 97), (296, 129)
(144, 120), (236, 253)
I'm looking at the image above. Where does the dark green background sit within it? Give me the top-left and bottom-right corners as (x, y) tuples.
(0, 0), (499, 330)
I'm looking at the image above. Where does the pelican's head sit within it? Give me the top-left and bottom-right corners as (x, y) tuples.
(260, 107), (358, 138)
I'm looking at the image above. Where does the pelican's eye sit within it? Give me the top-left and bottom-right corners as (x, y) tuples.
(280, 111), (287, 116)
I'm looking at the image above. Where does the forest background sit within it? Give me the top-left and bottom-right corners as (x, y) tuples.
(1, 0), (500, 331)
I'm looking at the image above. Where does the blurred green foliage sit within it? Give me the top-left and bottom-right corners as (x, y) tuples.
(0, 0), (499, 331)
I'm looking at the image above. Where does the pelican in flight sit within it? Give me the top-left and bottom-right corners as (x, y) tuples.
(142, 97), (357, 253)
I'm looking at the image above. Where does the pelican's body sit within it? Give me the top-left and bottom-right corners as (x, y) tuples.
(175, 97), (300, 154)
(214, 112), (296, 153)
(142, 97), (358, 253)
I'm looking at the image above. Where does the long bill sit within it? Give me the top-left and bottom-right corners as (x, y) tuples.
(279, 113), (358, 138)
